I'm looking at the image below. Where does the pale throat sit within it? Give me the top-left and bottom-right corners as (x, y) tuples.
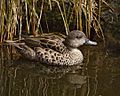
(70, 48), (81, 52)
(70, 48), (83, 56)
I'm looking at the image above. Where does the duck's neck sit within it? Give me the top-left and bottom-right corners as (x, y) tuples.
(67, 47), (79, 52)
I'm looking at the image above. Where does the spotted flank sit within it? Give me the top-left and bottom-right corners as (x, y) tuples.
(35, 47), (70, 65)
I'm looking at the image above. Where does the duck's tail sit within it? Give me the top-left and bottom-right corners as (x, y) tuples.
(5, 40), (36, 60)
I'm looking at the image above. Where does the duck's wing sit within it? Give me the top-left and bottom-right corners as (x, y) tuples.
(5, 41), (36, 60)
(24, 34), (67, 53)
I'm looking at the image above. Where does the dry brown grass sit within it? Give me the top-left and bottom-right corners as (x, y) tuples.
(0, 0), (108, 42)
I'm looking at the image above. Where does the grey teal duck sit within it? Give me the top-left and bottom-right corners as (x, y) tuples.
(7, 30), (97, 66)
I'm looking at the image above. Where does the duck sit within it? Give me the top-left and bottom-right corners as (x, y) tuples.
(6, 30), (97, 66)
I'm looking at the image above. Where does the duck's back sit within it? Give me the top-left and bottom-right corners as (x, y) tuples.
(23, 34), (67, 53)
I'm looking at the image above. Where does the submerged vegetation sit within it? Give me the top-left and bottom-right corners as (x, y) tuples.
(0, 0), (111, 42)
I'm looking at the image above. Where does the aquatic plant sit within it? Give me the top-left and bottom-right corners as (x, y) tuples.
(0, 0), (109, 42)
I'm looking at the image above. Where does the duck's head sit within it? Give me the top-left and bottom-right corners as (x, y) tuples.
(64, 30), (97, 48)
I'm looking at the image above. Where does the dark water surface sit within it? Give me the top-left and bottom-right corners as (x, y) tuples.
(0, 38), (120, 96)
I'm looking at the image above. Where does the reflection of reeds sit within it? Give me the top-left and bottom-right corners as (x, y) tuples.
(0, 0), (106, 42)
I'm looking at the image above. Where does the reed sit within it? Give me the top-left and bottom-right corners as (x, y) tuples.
(0, 0), (107, 43)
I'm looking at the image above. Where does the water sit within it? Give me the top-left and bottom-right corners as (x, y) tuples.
(0, 34), (120, 96)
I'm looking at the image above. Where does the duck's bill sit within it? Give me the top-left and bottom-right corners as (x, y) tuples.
(85, 39), (97, 45)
